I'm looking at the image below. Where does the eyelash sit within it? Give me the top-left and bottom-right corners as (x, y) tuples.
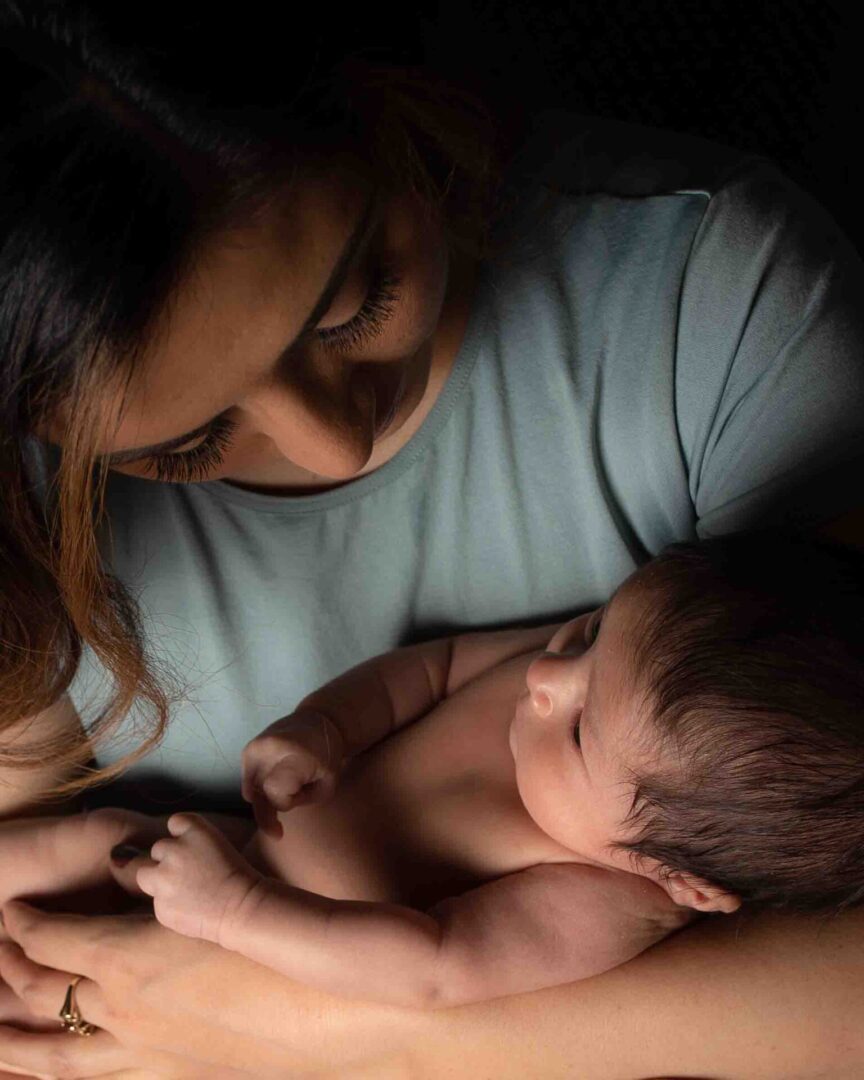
(144, 259), (403, 483)
(147, 414), (239, 483)
(315, 258), (402, 353)
(585, 608), (604, 646)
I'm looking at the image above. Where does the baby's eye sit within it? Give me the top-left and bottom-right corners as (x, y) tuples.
(585, 607), (604, 646)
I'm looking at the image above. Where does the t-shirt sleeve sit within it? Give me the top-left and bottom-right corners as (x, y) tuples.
(674, 160), (864, 538)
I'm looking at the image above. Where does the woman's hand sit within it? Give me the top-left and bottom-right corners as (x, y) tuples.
(0, 807), (171, 1054)
(0, 903), (279, 1078)
(0, 808), (170, 913)
(0, 896), (428, 1079)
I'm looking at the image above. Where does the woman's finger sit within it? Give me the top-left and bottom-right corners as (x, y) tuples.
(106, 850), (159, 901)
(0, 941), (102, 1028)
(0, 1061), (46, 1079)
(0, 906), (94, 980)
(1, 1030), (259, 1080)
(0, 810), (170, 913)
(0, 903), (137, 982)
(0, 1024), (130, 1079)
(0, 979), (58, 1032)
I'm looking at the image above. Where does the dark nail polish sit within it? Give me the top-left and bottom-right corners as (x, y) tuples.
(110, 843), (142, 865)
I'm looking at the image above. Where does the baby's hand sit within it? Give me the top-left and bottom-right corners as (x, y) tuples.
(136, 813), (261, 946)
(241, 710), (347, 839)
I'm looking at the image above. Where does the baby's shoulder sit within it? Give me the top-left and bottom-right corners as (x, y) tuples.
(541, 860), (697, 933)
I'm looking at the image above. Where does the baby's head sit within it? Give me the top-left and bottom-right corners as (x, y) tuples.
(512, 531), (864, 917)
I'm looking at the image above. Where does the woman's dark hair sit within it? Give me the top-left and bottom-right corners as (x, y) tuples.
(0, 1), (529, 796)
(612, 531), (864, 916)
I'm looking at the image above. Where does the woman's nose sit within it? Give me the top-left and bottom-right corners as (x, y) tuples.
(525, 650), (588, 720)
(242, 363), (376, 478)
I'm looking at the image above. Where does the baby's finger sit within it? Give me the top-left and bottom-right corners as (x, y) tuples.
(240, 740), (278, 805)
(251, 792), (282, 841)
(288, 770), (337, 808)
(261, 758), (315, 809)
(240, 771), (255, 805)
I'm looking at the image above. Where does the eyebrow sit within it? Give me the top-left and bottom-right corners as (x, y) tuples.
(102, 189), (381, 466)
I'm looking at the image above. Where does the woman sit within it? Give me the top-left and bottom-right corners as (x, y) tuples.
(1, 2), (863, 1076)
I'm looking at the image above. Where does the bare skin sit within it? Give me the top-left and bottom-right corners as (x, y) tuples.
(1, 158), (863, 1075)
(128, 571), (752, 1010)
(63, 155), (477, 493)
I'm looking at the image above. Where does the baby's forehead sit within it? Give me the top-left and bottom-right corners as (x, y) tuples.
(605, 566), (667, 639)
(597, 573), (674, 749)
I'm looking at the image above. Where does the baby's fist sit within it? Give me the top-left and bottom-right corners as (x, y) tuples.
(241, 710), (346, 838)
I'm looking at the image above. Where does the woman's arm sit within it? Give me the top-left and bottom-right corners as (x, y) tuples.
(406, 904), (864, 1080)
(1, 897), (862, 1079)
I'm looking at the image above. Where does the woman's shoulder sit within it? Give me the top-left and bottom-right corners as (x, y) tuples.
(502, 107), (768, 201)
(501, 108), (861, 264)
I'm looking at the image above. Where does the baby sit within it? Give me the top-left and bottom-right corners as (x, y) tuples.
(132, 530), (864, 1007)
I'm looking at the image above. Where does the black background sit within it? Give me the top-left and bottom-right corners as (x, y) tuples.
(366, 0), (862, 255)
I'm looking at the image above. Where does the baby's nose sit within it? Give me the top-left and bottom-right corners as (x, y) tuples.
(525, 652), (566, 717)
(526, 647), (590, 720)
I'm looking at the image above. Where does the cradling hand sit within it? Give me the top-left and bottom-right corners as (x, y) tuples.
(240, 710), (346, 839)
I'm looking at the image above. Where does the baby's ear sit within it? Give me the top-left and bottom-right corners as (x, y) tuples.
(661, 870), (741, 914)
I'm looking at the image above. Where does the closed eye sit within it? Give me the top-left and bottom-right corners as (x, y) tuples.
(573, 711), (582, 748)
(144, 414), (238, 483)
(584, 607), (604, 647)
(139, 262), (403, 483)
(313, 258), (402, 353)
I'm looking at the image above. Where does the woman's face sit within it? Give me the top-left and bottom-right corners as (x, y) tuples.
(90, 159), (471, 490)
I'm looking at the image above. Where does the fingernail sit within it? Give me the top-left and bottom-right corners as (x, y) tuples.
(110, 843), (143, 865)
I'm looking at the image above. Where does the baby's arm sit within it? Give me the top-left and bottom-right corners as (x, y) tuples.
(139, 814), (696, 1008)
(296, 620), (565, 755)
(242, 620), (566, 831)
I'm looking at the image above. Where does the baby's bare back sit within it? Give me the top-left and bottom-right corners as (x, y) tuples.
(247, 653), (574, 908)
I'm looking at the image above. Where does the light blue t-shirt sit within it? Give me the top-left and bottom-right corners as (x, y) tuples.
(61, 110), (864, 809)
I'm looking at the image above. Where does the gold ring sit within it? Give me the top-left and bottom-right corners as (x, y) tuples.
(59, 974), (96, 1036)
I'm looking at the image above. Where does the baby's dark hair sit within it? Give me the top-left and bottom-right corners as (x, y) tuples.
(611, 529), (864, 916)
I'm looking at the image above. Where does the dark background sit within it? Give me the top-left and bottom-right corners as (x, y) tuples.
(377, 0), (862, 255)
